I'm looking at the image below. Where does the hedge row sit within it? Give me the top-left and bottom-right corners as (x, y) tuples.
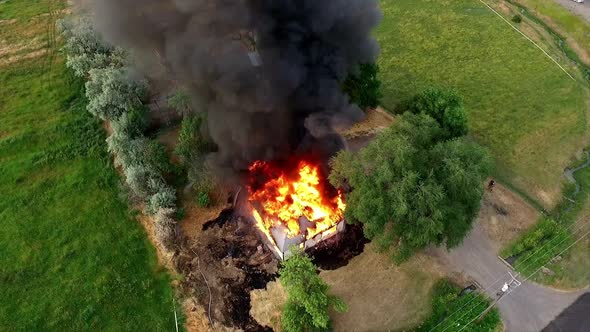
(57, 16), (178, 251)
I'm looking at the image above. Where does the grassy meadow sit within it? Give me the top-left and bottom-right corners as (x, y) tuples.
(0, 1), (178, 330)
(376, 0), (589, 207)
(512, 0), (590, 58)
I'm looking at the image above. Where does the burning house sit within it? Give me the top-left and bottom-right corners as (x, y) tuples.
(246, 158), (347, 259)
(82, 0), (381, 254)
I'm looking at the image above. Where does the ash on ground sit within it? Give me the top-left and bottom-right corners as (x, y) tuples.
(307, 223), (369, 270)
(175, 209), (277, 331)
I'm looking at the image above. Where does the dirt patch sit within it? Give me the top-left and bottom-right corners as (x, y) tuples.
(250, 280), (287, 332)
(479, 181), (540, 252)
(0, 19), (17, 26)
(338, 107), (394, 139)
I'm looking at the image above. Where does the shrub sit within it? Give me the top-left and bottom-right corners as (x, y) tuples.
(124, 164), (166, 199)
(168, 89), (193, 116)
(175, 114), (205, 165)
(415, 279), (500, 332)
(342, 63), (382, 110)
(85, 67), (148, 120)
(502, 218), (560, 258)
(197, 191), (211, 208)
(153, 208), (177, 251)
(280, 250), (347, 332)
(147, 186), (177, 215)
(110, 108), (147, 139)
(512, 14), (522, 24)
(398, 87), (468, 140)
(56, 17), (125, 77)
(189, 162), (218, 205)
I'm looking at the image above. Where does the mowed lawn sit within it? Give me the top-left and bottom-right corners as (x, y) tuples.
(377, 0), (588, 207)
(0, 1), (177, 330)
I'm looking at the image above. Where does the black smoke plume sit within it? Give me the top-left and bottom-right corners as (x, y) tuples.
(80, 0), (381, 179)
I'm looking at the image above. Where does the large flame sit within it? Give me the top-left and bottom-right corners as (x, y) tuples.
(247, 159), (346, 240)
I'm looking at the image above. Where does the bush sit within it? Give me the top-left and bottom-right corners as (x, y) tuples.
(153, 208), (177, 251)
(56, 17), (125, 77)
(502, 218), (560, 258)
(197, 191), (211, 208)
(85, 67), (148, 120)
(280, 251), (347, 332)
(342, 63), (382, 110)
(512, 14), (522, 24)
(124, 164), (166, 199)
(147, 186), (177, 215)
(502, 218), (573, 275)
(110, 108), (147, 139)
(398, 87), (468, 140)
(168, 89), (193, 116)
(415, 280), (500, 332)
(175, 114), (206, 165)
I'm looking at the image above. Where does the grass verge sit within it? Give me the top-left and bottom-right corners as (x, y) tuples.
(0, 1), (179, 330)
(501, 152), (590, 288)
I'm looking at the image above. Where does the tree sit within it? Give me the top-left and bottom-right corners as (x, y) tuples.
(85, 67), (148, 120)
(398, 87), (468, 139)
(342, 63), (382, 110)
(330, 113), (492, 262)
(56, 16), (125, 77)
(280, 251), (347, 332)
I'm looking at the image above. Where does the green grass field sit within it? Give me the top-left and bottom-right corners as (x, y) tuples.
(0, 1), (178, 330)
(377, 0), (588, 207)
(513, 0), (590, 58)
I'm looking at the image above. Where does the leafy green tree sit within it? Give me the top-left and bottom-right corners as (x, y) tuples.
(280, 251), (347, 332)
(398, 87), (468, 139)
(342, 63), (382, 110)
(330, 113), (492, 262)
(57, 16), (125, 77)
(85, 67), (148, 120)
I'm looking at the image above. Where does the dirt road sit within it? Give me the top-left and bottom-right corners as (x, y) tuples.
(433, 221), (588, 331)
(553, 0), (590, 22)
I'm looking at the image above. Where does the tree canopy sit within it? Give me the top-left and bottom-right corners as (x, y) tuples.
(57, 16), (125, 77)
(330, 112), (492, 262)
(398, 87), (468, 139)
(280, 251), (347, 332)
(85, 67), (148, 120)
(342, 63), (382, 110)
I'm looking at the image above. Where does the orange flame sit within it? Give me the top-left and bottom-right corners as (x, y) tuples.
(247, 159), (345, 240)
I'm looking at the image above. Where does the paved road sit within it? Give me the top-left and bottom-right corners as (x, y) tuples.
(553, 0), (590, 22)
(432, 222), (588, 332)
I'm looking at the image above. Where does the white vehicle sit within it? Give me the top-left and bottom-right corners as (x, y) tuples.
(572, 0), (584, 3)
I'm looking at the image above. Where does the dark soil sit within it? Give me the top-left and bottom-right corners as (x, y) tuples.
(307, 223), (369, 270)
(175, 209), (278, 331)
(176, 208), (368, 330)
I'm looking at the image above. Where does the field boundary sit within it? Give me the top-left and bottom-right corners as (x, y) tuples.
(479, 0), (576, 81)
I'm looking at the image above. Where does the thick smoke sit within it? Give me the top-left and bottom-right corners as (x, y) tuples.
(81, 0), (381, 179)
